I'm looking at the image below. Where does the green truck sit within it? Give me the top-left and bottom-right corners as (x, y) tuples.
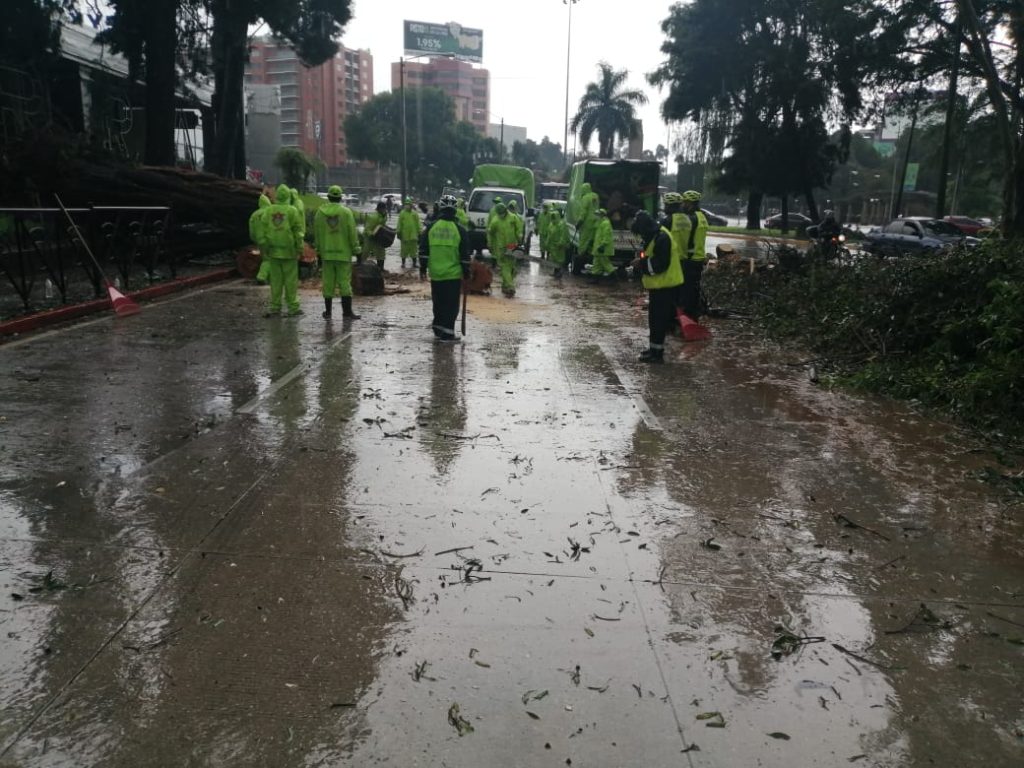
(466, 165), (536, 254)
(566, 159), (660, 274)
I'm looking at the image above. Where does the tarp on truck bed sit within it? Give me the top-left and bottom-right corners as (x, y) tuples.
(471, 165), (536, 207)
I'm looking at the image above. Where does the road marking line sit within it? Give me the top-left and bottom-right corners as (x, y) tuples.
(597, 342), (663, 432)
(236, 332), (352, 415)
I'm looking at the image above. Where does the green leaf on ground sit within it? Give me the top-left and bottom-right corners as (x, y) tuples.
(447, 703), (474, 736)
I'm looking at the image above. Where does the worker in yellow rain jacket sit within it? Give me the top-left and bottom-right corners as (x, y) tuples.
(397, 197), (422, 269)
(314, 185), (361, 321)
(590, 208), (616, 278)
(547, 207), (569, 278)
(488, 203), (519, 297)
(250, 193), (271, 283)
(263, 183), (305, 317)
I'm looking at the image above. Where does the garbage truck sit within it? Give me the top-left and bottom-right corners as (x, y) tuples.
(565, 159), (660, 274)
(466, 164), (536, 255)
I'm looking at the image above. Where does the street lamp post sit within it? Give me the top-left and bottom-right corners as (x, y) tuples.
(563, 0), (581, 167)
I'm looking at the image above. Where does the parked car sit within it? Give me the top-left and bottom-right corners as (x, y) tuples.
(763, 212), (813, 230)
(942, 215), (988, 235)
(863, 217), (979, 256)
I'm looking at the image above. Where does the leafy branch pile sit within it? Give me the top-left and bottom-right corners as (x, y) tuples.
(705, 242), (1024, 440)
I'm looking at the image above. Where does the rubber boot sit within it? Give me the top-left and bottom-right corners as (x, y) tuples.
(322, 297), (332, 319)
(639, 348), (664, 364)
(341, 296), (360, 319)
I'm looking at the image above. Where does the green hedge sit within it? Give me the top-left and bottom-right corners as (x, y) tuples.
(705, 241), (1024, 441)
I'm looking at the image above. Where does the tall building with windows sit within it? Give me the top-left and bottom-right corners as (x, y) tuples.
(390, 57), (490, 134)
(245, 38), (373, 167)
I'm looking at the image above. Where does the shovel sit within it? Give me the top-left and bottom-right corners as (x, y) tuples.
(55, 194), (141, 317)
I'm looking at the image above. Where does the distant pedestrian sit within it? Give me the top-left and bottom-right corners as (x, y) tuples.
(249, 192), (271, 284)
(364, 201), (388, 270)
(589, 208), (616, 278)
(397, 197), (422, 269)
(670, 190), (709, 319)
(419, 194), (470, 342)
(630, 211), (680, 363)
(547, 207), (569, 278)
(314, 185), (361, 321)
(263, 183), (305, 317)
(537, 202), (552, 258)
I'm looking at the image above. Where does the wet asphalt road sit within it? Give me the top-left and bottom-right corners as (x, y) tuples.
(0, 256), (1022, 767)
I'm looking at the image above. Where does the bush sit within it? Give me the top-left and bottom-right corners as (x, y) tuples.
(704, 241), (1024, 441)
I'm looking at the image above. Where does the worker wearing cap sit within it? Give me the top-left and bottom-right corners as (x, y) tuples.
(397, 197), (422, 269)
(314, 185), (361, 320)
(419, 194), (471, 342)
(630, 211), (681, 363)
(670, 190), (709, 318)
(590, 208), (616, 278)
(250, 192), (271, 284)
(263, 183), (305, 317)
(547, 207), (569, 278)
(488, 202), (519, 297)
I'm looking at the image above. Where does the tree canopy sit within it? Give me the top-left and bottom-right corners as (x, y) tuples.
(344, 88), (502, 195)
(571, 63), (648, 159)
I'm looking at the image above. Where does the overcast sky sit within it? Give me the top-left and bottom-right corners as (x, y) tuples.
(339, 0), (679, 154)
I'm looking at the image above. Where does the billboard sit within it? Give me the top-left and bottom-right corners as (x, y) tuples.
(404, 20), (483, 62)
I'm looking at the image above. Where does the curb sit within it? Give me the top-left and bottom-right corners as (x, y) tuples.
(0, 268), (237, 338)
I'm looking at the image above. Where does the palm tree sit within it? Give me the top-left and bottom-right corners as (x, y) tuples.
(570, 63), (649, 159)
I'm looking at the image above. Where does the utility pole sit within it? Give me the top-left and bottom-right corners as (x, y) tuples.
(892, 89), (923, 220)
(400, 56), (408, 203)
(563, 0), (580, 166)
(499, 117), (505, 163)
(936, 19), (961, 218)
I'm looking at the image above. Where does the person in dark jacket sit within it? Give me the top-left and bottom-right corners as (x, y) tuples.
(630, 211), (682, 363)
(419, 195), (471, 342)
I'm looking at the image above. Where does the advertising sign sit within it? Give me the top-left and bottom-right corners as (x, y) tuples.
(404, 20), (483, 63)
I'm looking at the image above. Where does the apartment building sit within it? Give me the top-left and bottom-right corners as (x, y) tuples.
(245, 38), (374, 166)
(390, 57), (490, 134)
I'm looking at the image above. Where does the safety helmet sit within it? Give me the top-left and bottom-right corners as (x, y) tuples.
(493, 195), (503, 203)
(327, 185), (343, 200)
(597, 208), (607, 216)
(682, 190), (702, 203)
(663, 192), (684, 206)
(507, 200), (518, 212)
(439, 194), (458, 210)
(404, 197), (414, 205)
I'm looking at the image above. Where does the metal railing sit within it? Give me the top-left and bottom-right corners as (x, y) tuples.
(0, 206), (172, 312)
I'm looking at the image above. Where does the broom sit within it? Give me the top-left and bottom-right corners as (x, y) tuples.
(55, 194), (141, 317)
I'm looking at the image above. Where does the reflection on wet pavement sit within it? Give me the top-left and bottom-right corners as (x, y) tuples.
(1, 266), (1021, 766)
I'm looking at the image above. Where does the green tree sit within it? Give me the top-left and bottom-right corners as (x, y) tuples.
(570, 62), (648, 159)
(650, 0), (906, 229)
(274, 146), (324, 190)
(345, 88), (495, 195)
